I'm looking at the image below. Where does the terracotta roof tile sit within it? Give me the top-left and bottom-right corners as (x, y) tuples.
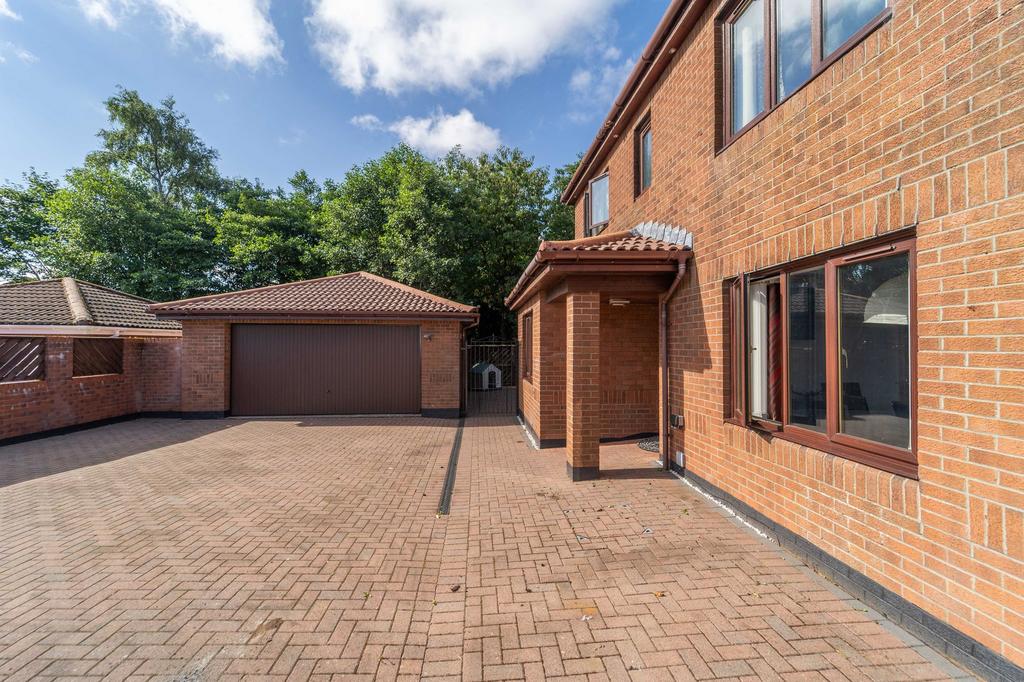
(540, 222), (693, 253)
(0, 279), (180, 330)
(150, 272), (478, 319)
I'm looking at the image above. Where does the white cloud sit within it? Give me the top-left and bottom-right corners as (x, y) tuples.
(308, 0), (622, 94)
(77, 0), (282, 68)
(0, 1), (20, 20)
(354, 109), (500, 157)
(214, 91), (231, 103)
(277, 127), (306, 146)
(350, 113), (383, 131)
(0, 42), (37, 64)
(567, 57), (633, 123)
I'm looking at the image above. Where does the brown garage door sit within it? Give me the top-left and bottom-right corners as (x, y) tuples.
(231, 324), (420, 416)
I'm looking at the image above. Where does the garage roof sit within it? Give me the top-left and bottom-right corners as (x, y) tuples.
(150, 272), (479, 321)
(0, 278), (181, 330)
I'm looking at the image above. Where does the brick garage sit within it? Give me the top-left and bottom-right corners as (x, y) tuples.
(151, 272), (477, 418)
(510, 0), (1023, 678)
(0, 278), (181, 442)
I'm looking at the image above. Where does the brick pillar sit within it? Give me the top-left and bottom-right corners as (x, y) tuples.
(566, 291), (600, 481)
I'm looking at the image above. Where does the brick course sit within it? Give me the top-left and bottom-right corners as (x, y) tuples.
(540, 0), (1021, 667)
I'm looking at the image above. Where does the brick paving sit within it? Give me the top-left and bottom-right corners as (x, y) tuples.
(0, 416), (972, 680)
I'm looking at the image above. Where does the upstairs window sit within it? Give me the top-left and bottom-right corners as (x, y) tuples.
(635, 114), (653, 196)
(722, 0), (890, 144)
(726, 236), (916, 477)
(586, 174), (609, 236)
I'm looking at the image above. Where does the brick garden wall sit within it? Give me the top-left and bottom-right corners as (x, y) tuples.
(0, 335), (182, 441)
(567, 0), (1023, 665)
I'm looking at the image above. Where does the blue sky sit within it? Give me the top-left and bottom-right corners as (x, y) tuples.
(0, 1), (666, 189)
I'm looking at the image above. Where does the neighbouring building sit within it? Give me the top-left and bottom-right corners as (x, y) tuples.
(508, 0), (1023, 679)
(0, 278), (182, 442)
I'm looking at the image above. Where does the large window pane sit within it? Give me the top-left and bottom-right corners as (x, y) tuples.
(838, 253), (910, 448)
(590, 175), (609, 226)
(731, 0), (765, 134)
(776, 0), (812, 99)
(787, 267), (826, 432)
(823, 0), (886, 56)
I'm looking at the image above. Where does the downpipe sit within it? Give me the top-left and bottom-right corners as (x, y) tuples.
(660, 260), (687, 471)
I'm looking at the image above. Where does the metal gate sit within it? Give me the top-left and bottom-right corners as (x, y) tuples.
(463, 341), (518, 415)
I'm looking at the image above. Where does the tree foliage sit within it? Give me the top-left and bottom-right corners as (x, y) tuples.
(0, 89), (580, 334)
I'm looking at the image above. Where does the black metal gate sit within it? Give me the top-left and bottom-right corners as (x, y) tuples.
(463, 341), (519, 415)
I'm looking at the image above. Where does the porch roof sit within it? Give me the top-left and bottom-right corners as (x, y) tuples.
(506, 223), (692, 310)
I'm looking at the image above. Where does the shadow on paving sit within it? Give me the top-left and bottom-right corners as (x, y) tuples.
(0, 418), (239, 488)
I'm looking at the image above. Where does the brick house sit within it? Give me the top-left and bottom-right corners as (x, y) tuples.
(0, 278), (182, 442)
(508, 0), (1022, 678)
(150, 272), (478, 418)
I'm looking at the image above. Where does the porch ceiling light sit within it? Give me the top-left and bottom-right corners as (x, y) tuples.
(609, 298), (631, 306)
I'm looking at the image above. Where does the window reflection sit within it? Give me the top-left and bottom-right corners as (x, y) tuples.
(838, 253), (910, 448)
(731, 0), (765, 134)
(776, 0), (812, 98)
(788, 267), (827, 432)
(823, 0), (886, 56)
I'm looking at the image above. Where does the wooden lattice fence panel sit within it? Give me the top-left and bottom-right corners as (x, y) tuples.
(73, 338), (123, 376)
(0, 337), (46, 382)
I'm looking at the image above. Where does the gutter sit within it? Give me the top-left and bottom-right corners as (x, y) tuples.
(0, 325), (181, 338)
(659, 260), (687, 471)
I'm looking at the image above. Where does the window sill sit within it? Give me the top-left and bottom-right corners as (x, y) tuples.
(724, 418), (918, 480)
(585, 222), (609, 237)
(73, 373), (124, 379)
(717, 7), (893, 155)
(1, 379), (44, 386)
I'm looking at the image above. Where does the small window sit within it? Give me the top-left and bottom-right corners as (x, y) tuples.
(521, 313), (534, 380)
(721, 0), (890, 144)
(73, 338), (123, 377)
(0, 337), (45, 382)
(586, 174), (609, 236)
(726, 236), (915, 477)
(635, 114), (653, 196)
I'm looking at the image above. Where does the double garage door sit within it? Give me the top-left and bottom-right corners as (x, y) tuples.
(231, 324), (421, 416)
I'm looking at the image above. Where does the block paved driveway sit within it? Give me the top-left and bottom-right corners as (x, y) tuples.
(0, 416), (972, 681)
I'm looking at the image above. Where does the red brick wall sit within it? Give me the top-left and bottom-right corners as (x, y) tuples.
(601, 302), (659, 439)
(0, 335), (182, 441)
(519, 295), (567, 443)
(420, 319), (462, 412)
(180, 320), (231, 414)
(179, 318), (464, 415)
(519, 299), (659, 443)
(567, 0), (1023, 664)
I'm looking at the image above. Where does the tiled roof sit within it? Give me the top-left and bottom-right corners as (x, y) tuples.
(0, 279), (180, 330)
(150, 272), (478, 319)
(506, 222), (692, 308)
(541, 222), (693, 253)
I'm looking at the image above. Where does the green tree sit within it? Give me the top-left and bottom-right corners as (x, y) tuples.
(316, 144), (459, 292)
(0, 171), (58, 281)
(87, 87), (221, 207)
(39, 166), (219, 300)
(212, 171), (326, 290)
(544, 157), (581, 242)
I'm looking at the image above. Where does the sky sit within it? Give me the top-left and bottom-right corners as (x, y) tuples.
(0, 0), (667, 189)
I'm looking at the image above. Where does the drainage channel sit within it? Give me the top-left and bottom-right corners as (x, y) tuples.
(437, 418), (464, 515)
